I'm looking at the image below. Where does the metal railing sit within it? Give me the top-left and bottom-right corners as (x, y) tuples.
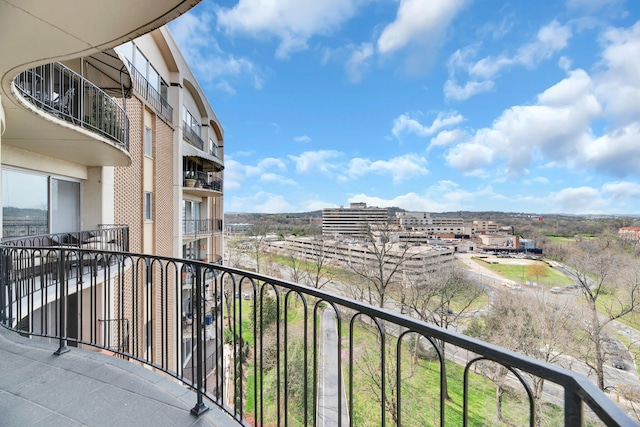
(183, 120), (205, 150)
(127, 60), (173, 124)
(13, 63), (129, 150)
(183, 219), (223, 237)
(0, 243), (634, 426)
(183, 171), (223, 192)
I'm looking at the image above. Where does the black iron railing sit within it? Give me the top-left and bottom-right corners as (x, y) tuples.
(183, 171), (223, 192)
(183, 120), (205, 150)
(0, 242), (633, 426)
(13, 63), (129, 150)
(127, 60), (173, 124)
(183, 219), (223, 237)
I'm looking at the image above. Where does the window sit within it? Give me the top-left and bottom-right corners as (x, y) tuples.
(2, 168), (80, 237)
(144, 192), (152, 221)
(209, 138), (218, 157)
(144, 126), (152, 157)
(183, 106), (200, 133)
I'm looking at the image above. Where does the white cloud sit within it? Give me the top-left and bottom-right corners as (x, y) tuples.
(594, 21), (640, 127)
(221, 158), (245, 190)
(229, 192), (295, 213)
(392, 112), (464, 139)
(585, 123), (640, 177)
(245, 157), (287, 176)
(551, 187), (606, 213)
(443, 79), (494, 101)
(345, 43), (374, 83)
(260, 173), (298, 186)
(445, 68), (602, 177)
(216, 0), (363, 59)
(169, 10), (261, 92)
(601, 181), (640, 201)
(346, 154), (428, 183)
(377, 0), (466, 54)
(289, 150), (342, 173)
(444, 20), (572, 100)
(294, 135), (312, 143)
(428, 129), (466, 151)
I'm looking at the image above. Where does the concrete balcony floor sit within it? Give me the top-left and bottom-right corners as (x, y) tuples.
(0, 327), (235, 427)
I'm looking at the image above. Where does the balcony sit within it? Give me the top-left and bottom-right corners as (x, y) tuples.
(0, 238), (634, 426)
(8, 62), (131, 166)
(127, 59), (173, 124)
(183, 170), (223, 196)
(183, 218), (223, 238)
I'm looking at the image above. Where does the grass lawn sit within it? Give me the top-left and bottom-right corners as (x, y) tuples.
(472, 258), (574, 288)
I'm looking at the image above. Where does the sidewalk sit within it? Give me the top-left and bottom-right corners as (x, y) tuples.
(0, 327), (236, 427)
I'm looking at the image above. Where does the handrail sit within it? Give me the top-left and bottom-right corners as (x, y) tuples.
(0, 244), (633, 426)
(126, 59), (173, 124)
(183, 120), (205, 150)
(13, 63), (129, 150)
(183, 219), (223, 237)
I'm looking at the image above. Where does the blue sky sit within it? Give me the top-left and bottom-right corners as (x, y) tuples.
(169, 0), (640, 215)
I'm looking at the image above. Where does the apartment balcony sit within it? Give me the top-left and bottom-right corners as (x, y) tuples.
(183, 170), (224, 197)
(183, 218), (223, 239)
(0, 238), (634, 426)
(7, 62), (130, 166)
(127, 59), (173, 124)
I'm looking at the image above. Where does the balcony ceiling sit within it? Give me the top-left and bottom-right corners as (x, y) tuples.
(0, 0), (201, 166)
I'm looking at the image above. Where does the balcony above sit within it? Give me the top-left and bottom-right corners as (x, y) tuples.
(5, 63), (131, 167)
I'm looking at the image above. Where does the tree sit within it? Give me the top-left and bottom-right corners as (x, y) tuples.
(302, 236), (333, 289)
(341, 223), (415, 309)
(568, 239), (640, 391)
(466, 291), (576, 426)
(244, 220), (272, 274)
(526, 262), (549, 286)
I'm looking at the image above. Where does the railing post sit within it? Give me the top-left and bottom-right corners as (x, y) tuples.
(564, 388), (583, 426)
(54, 249), (70, 355)
(0, 251), (8, 324)
(191, 264), (209, 416)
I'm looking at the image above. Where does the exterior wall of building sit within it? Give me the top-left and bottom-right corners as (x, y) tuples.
(322, 203), (389, 238)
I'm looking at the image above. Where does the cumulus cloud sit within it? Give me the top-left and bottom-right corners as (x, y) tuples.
(444, 20), (572, 100)
(601, 181), (640, 201)
(345, 154), (428, 183)
(229, 192), (295, 213)
(245, 157), (287, 176)
(288, 150), (342, 173)
(392, 111), (464, 139)
(428, 129), (467, 151)
(220, 157), (245, 190)
(377, 0), (466, 54)
(169, 10), (261, 92)
(260, 173), (298, 186)
(594, 21), (640, 127)
(216, 0), (363, 59)
(584, 123), (640, 177)
(445, 68), (603, 177)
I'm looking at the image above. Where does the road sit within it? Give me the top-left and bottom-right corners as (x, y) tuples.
(317, 308), (350, 426)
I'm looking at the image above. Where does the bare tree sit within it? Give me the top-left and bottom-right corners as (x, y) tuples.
(568, 239), (640, 391)
(245, 220), (272, 274)
(302, 236), (333, 289)
(468, 291), (576, 426)
(404, 265), (485, 357)
(341, 223), (415, 309)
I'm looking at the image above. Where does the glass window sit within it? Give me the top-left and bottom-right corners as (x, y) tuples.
(209, 138), (218, 157)
(148, 66), (159, 93)
(2, 168), (81, 237)
(160, 79), (169, 102)
(133, 46), (147, 77)
(144, 126), (152, 157)
(144, 192), (152, 221)
(2, 169), (49, 237)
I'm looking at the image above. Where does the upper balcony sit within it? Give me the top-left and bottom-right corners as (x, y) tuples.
(7, 62), (131, 167)
(0, 236), (635, 426)
(127, 59), (173, 124)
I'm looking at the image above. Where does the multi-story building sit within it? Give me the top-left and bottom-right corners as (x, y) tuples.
(322, 202), (389, 239)
(0, 0), (222, 376)
(619, 226), (640, 242)
(396, 211), (475, 236)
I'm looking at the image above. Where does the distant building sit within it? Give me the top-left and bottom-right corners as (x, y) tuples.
(619, 226), (640, 242)
(396, 212), (475, 236)
(322, 202), (389, 239)
(474, 220), (500, 234)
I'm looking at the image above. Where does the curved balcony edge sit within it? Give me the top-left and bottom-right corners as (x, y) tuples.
(0, 242), (634, 426)
(10, 63), (130, 162)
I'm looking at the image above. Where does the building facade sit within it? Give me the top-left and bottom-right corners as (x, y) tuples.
(322, 202), (389, 239)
